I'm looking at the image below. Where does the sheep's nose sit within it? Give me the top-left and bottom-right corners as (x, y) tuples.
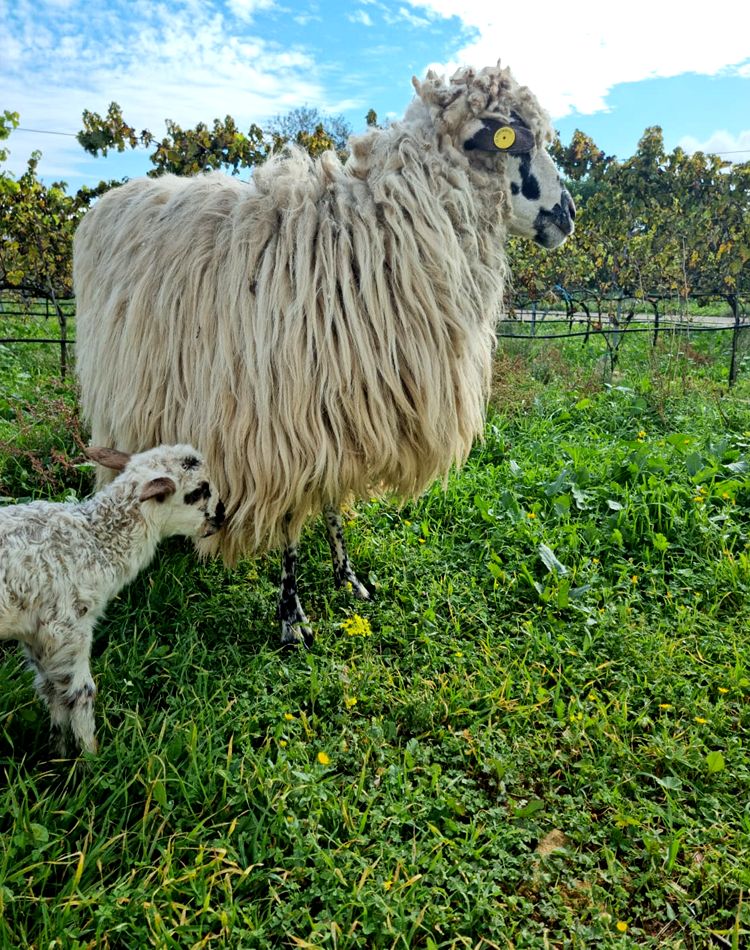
(549, 191), (575, 235)
(564, 190), (576, 221)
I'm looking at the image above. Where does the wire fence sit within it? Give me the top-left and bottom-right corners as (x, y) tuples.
(2, 289), (750, 384)
(501, 288), (749, 384)
(0, 294), (75, 378)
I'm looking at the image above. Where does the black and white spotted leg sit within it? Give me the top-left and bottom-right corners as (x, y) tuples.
(23, 622), (98, 755)
(278, 542), (314, 648)
(323, 506), (371, 600)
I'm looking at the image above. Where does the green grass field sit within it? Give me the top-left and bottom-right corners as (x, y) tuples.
(1, 312), (750, 948)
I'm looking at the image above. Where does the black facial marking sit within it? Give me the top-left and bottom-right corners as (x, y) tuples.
(184, 481), (211, 505)
(519, 154), (540, 201)
(510, 182), (520, 196)
(212, 499), (226, 527)
(182, 456), (201, 471)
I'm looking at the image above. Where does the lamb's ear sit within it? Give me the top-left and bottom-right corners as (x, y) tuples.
(86, 446), (131, 471)
(139, 477), (176, 503)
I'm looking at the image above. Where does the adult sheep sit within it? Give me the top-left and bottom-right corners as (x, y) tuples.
(74, 61), (575, 647)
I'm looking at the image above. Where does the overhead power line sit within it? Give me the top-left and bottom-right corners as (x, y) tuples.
(11, 126), (750, 157)
(16, 127), (78, 137)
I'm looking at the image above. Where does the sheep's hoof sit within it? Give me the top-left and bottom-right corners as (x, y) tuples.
(281, 621), (314, 649)
(354, 580), (372, 601)
(336, 572), (373, 601)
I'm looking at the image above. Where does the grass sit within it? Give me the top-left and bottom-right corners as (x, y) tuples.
(1, 313), (750, 947)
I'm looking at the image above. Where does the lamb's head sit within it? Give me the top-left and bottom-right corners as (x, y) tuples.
(413, 62), (575, 249)
(86, 445), (226, 539)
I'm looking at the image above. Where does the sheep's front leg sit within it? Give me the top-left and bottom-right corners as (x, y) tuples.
(323, 507), (370, 600)
(278, 542), (314, 648)
(24, 622), (98, 755)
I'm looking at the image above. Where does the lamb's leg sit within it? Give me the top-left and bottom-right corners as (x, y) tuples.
(23, 643), (71, 755)
(278, 539), (314, 649)
(25, 622), (98, 754)
(323, 506), (370, 600)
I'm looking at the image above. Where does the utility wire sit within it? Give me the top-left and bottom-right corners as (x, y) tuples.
(17, 127), (78, 137)
(11, 127), (750, 157)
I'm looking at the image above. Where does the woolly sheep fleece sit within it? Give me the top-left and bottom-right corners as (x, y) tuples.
(74, 63), (554, 564)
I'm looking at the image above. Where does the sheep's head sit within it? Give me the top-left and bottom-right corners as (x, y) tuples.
(86, 444), (226, 539)
(413, 62), (575, 249)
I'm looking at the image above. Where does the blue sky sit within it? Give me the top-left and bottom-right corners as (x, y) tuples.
(3, 0), (750, 188)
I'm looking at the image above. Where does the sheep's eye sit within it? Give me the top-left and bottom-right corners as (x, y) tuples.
(182, 456), (201, 471)
(184, 482), (210, 504)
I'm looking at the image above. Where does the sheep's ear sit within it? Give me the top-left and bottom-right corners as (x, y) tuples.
(86, 446), (131, 471)
(139, 477), (176, 503)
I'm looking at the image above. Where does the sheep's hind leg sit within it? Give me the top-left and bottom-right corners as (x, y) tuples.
(323, 507), (370, 600)
(278, 542), (314, 648)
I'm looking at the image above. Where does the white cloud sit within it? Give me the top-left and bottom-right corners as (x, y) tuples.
(227, 0), (275, 22)
(679, 129), (750, 159)
(2, 0), (339, 184)
(405, 0), (750, 118)
(395, 6), (430, 27)
(348, 9), (374, 26)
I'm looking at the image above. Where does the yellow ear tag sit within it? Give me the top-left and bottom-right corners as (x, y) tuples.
(493, 126), (516, 150)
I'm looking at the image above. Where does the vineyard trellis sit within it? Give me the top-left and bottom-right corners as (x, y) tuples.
(501, 287), (749, 384)
(1, 289), (749, 384)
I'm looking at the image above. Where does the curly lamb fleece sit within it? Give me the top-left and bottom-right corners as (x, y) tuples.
(73, 63), (557, 567)
(0, 445), (224, 753)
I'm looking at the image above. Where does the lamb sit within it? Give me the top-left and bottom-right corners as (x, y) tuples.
(0, 445), (225, 754)
(73, 61), (575, 647)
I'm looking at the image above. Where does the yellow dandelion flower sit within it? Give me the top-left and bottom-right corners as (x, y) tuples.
(616, 921), (628, 933)
(659, 703), (673, 710)
(631, 575), (638, 584)
(722, 492), (730, 500)
(284, 713), (296, 721)
(279, 739), (287, 747)
(383, 880), (393, 891)
(418, 538), (426, 544)
(694, 716), (708, 724)
(341, 614), (373, 637)
(317, 751), (331, 766)
(638, 430), (646, 439)
(718, 687), (729, 694)
(692, 496), (704, 503)
(344, 696), (358, 708)
(592, 557), (600, 564)
(527, 512), (536, 519)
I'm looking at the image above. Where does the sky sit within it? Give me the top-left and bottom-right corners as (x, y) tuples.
(3, 0), (750, 189)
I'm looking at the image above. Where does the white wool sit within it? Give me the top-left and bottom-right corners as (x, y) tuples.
(73, 62), (561, 565)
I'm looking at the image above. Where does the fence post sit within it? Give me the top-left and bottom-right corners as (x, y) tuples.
(581, 299), (592, 346)
(728, 294), (740, 387)
(650, 297), (660, 346)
